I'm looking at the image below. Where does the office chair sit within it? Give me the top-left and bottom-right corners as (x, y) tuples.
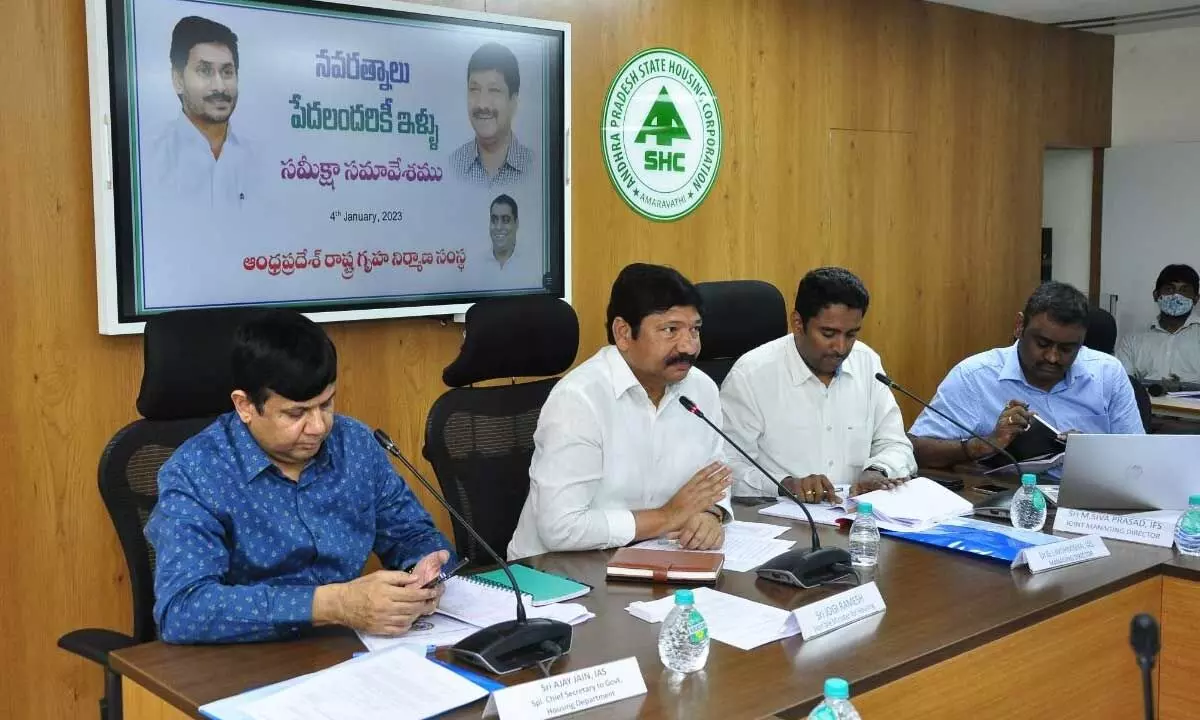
(1084, 306), (1152, 432)
(423, 296), (578, 567)
(694, 280), (788, 386)
(56, 308), (261, 720)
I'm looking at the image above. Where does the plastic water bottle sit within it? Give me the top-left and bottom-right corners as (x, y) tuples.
(1174, 494), (1200, 557)
(1010, 473), (1047, 531)
(849, 501), (880, 568)
(807, 678), (862, 719)
(657, 589), (709, 673)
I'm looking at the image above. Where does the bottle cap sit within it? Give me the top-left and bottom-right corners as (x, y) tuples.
(857, 501), (873, 515)
(1189, 494), (1200, 506)
(1021, 473), (1037, 486)
(674, 589), (694, 605)
(823, 677), (850, 700)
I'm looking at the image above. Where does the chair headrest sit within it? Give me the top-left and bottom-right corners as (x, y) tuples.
(1084, 307), (1117, 355)
(695, 280), (788, 360)
(442, 296), (579, 387)
(137, 308), (266, 420)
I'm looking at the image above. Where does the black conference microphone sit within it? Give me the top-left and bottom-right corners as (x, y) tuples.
(1130, 613), (1159, 720)
(372, 429), (571, 675)
(873, 373), (1025, 479)
(678, 396), (853, 589)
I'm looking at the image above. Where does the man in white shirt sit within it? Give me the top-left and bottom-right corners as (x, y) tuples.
(488, 194), (519, 269)
(508, 264), (733, 560)
(1116, 264), (1200, 384)
(143, 16), (253, 215)
(722, 267), (916, 503)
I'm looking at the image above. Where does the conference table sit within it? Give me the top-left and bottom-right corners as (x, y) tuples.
(1150, 394), (1200, 421)
(112, 476), (1200, 719)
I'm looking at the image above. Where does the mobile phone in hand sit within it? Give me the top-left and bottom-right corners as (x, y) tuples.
(421, 556), (470, 589)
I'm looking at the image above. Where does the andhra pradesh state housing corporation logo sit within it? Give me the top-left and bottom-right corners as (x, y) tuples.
(601, 48), (723, 222)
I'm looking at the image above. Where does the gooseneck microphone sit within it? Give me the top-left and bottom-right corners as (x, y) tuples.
(874, 373), (1024, 478)
(373, 429), (571, 675)
(1130, 613), (1159, 720)
(678, 396), (853, 589)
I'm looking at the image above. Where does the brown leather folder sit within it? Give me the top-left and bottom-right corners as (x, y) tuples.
(606, 548), (724, 583)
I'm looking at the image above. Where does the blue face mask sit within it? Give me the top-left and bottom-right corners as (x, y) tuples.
(1158, 293), (1195, 317)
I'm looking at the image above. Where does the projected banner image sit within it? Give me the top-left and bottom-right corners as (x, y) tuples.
(116, 0), (564, 316)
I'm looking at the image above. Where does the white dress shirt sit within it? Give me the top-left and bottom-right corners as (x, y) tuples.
(507, 346), (730, 560)
(142, 113), (253, 214)
(720, 335), (916, 497)
(1116, 317), (1200, 383)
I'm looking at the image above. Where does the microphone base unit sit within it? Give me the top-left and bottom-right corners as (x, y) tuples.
(755, 547), (856, 589)
(451, 618), (573, 675)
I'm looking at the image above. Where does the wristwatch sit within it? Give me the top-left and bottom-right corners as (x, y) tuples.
(866, 465), (889, 478)
(704, 505), (727, 521)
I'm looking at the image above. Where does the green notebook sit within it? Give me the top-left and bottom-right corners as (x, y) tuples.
(471, 564), (592, 606)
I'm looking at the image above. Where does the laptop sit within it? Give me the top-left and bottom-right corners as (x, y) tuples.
(1056, 434), (1200, 511)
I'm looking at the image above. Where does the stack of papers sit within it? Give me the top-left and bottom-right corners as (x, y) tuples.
(629, 521), (796, 572)
(357, 613), (478, 653)
(847, 477), (973, 531)
(357, 576), (594, 655)
(435, 575), (595, 628)
(625, 587), (799, 650)
(202, 645), (488, 720)
(759, 478), (972, 532)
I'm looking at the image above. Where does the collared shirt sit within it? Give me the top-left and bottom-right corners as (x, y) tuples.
(1116, 317), (1200, 383)
(721, 335), (917, 496)
(909, 343), (1145, 443)
(142, 113), (253, 213)
(507, 346), (731, 560)
(145, 413), (452, 644)
(450, 133), (532, 187)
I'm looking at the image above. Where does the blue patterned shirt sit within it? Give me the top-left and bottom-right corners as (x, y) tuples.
(909, 343), (1144, 475)
(145, 412), (452, 644)
(449, 133), (532, 187)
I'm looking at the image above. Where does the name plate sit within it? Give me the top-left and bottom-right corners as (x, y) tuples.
(1053, 508), (1176, 548)
(1013, 535), (1110, 574)
(787, 581), (886, 641)
(484, 657), (646, 720)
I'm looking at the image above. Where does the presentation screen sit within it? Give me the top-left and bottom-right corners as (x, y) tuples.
(86, 0), (570, 333)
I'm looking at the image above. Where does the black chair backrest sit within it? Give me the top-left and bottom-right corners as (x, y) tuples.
(425, 296), (578, 564)
(106, 307), (260, 641)
(1130, 375), (1153, 433)
(1084, 307), (1117, 356)
(694, 280), (789, 386)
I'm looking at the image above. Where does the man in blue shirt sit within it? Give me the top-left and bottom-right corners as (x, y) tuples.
(910, 282), (1144, 470)
(145, 310), (453, 644)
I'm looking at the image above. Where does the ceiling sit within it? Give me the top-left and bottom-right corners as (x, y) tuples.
(928, 1), (1200, 33)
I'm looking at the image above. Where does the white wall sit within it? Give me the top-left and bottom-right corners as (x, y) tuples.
(1112, 26), (1200, 146)
(1103, 26), (1200, 336)
(1043, 149), (1093, 294)
(1101, 143), (1200, 335)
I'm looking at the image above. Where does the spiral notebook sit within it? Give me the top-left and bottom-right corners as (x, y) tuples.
(435, 575), (595, 628)
(470, 564), (592, 606)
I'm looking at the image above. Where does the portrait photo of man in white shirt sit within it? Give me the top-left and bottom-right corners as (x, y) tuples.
(143, 16), (253, 216)
(721, 267), (917, 503)
(507, 263), (733, 560)
(488, 194), (519, 270)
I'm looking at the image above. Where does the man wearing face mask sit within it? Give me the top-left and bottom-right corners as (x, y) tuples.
(146, 310), (453, 644)
(910, 282), (1144, 471)
(507, 264), (733, 560)
(1116, 264), (1200, 385)
(721, 268), (916, 503)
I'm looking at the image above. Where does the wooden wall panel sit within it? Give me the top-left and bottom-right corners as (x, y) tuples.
(0, 0), (1112, 716)
(854, 577), (1162, 720)
(1160, 576), (1200, 719)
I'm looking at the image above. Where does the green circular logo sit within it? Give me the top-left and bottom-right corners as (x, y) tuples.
(601, 48), (723, 222)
